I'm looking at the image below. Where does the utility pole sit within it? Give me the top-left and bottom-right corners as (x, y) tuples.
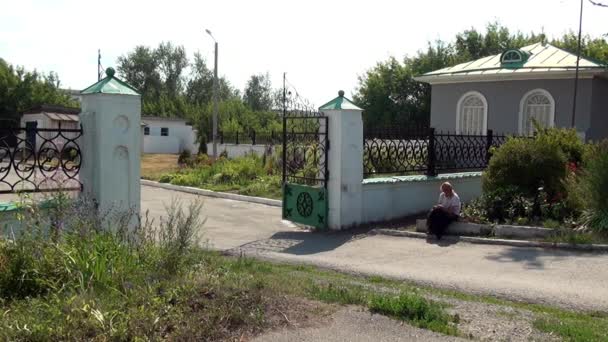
(98, 49), (102, 81)
(282, 72), (287, 185)
(571, 0), (584, 128)
(206, 29), (219, 159)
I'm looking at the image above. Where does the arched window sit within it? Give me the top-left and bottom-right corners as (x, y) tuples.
(456, 91), (487, 135)
(519, 89), (555, 136)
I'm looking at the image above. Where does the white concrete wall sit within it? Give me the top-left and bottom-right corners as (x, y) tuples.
(206, 143), (268, 158)
(361, 174), (482, 223)
(143, 136), (181, 154)
(142, 119), (197, 154)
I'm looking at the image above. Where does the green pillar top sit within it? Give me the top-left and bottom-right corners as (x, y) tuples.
(319, 90), (362, 111)
(81, 67), (140, 96)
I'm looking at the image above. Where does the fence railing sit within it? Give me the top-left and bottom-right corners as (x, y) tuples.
(364, 127), (512, 177)
(0, 124), (83, 194)
(210, 130), (282, 145)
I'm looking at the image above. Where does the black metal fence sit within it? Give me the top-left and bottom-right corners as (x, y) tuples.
(364, 127), (512, 177)
(0, 124), (83, 194)
(209, 130), (282, 145)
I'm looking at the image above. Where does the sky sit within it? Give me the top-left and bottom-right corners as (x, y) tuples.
(1, 0), (606, 107)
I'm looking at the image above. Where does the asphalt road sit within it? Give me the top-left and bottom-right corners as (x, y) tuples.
(142, 184), (608, 312)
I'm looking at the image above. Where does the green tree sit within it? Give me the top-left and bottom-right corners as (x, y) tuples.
(116, 46), (162, 103)
(243, 73), (273, 111)
(0, 58), (76, 126)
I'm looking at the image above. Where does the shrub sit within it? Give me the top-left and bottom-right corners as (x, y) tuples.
(159, 173), (176, 183)
(575, 141), (608, 232)
(178, 149), (192, 165)
(483, 135), (567, 197)
(535, 127), (585, 164)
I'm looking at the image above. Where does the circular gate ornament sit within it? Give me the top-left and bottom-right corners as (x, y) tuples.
(296, 192), (314, 217)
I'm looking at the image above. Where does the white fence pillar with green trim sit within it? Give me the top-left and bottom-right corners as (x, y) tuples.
(79, 68), (142, 219)
(320, 91), (364, 230)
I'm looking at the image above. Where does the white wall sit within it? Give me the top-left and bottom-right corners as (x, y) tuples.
(207, 143), (268, 158)
(361, 173), (482, 223)
(143, 136), (181, 154)
(142, 119), (197, 154)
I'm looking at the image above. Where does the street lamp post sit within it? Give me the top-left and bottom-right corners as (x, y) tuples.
(206, 29), (219, 159)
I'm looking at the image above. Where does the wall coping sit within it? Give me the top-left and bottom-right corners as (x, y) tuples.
(362, 171), (482, 185)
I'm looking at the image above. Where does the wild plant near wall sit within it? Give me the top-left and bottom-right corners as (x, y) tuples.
(574, 141), (608, 232)
(0, 195), (204, 300)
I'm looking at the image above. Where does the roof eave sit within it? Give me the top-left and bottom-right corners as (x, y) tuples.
(415, 69), (607, 85)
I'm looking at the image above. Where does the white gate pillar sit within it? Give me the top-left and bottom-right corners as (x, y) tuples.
(79, 68), (142, 218)
(320, 91), (364, 230)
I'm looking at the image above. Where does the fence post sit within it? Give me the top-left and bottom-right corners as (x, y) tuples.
(79, 67), (141, 227)
(236, 131), (239, 145)
(486, 129), (494, 165)
(426, 127), (436, 176)
(252, 130), (256, 145)
(319, 90), (364, 230)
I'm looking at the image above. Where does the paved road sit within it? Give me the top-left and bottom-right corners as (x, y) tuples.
(141, 185), (608, 312)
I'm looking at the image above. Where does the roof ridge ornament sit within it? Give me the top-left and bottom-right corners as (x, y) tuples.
(105, 67), (115, 78)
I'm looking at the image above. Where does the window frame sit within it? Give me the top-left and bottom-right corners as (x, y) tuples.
(518, 89), (555, 136)
(143, 126), (150, 136)
(161, 127), (169, 137)
(455, 91), (488, 135)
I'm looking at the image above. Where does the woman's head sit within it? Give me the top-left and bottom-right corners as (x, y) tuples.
(441, 182), (454, 196)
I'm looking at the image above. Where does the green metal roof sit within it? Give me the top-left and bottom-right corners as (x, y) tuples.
(81, 68), (140, 96)
(319, 90), (363, 111)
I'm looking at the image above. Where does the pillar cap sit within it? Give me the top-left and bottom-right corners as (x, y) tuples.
(81, 67), (140, 96)
(319, 90), (362, 111)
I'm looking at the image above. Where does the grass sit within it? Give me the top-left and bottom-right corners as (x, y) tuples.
(155, 154), (283, 200)
(141, 154), (179, 180)
(3, 194), (607, 340)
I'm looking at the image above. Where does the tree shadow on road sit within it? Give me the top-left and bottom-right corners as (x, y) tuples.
(484, 247), (603, 269)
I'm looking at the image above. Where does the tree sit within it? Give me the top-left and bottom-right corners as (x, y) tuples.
(243, 73), (273, 111)
(116, 46), (162, 103)
(0, 58), (76, 126)
(155, 42), (188, 99)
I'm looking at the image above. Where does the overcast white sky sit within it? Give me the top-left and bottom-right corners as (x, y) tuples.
(1, 0), (606, 106)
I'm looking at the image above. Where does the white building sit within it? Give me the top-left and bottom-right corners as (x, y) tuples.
(141, 116), (198, 154)
(20, 105), (81, 151)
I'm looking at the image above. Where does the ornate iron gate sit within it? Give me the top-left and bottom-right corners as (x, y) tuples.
(0, 124), (83, 194)
(282, 107), (329, 229)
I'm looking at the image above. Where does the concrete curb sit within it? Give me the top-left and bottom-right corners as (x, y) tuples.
(141, 179), (282, 207)
(371, 228), (608, 253)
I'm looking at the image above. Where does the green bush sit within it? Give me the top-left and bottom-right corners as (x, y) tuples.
(535, 127), (586, 163)
(483, 136), (567, 197)
(158, 173), (176, 183)
(575, 141), (608, 232)
(178, 149), (192, 165)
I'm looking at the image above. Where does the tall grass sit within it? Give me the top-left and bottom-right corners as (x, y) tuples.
(0, 195), (204, 300)
(159, 153), (283, 199)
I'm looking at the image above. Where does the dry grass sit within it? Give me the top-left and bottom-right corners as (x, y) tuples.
(141, 154), (179, 180)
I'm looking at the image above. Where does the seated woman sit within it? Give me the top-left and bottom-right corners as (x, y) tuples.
(427, 182), (461, 240)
